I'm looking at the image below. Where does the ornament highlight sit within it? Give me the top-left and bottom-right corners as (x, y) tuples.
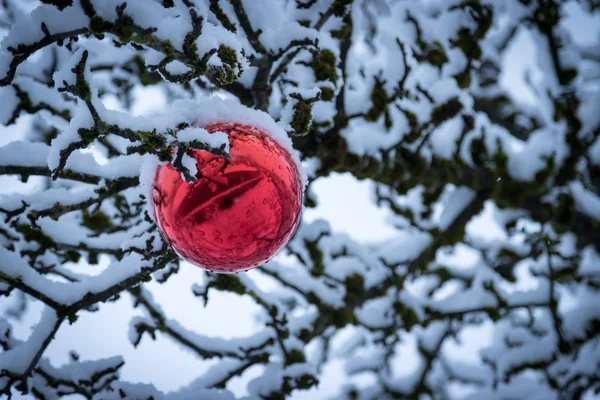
(153, 123), (303, 273)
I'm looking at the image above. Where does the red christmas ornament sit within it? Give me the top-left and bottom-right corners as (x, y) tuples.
(152, 122), (303, 273)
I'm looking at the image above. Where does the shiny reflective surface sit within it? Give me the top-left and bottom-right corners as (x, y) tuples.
(153, 123), (303, 273)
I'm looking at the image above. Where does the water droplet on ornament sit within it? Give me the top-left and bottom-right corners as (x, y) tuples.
(262, 199), (268, 205)
(152, 188), (162, 205)
(246, 209), (252, 218)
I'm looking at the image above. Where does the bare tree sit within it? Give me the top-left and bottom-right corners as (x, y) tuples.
(0, 0), (599, 398)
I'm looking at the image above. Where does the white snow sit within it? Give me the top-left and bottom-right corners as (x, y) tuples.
(0, 86), (18, 124)
(438, 186), (476, 231)
(0, 308), (58, 374)
(177, 126), (229, 151)
(570, 181), (600, 221)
